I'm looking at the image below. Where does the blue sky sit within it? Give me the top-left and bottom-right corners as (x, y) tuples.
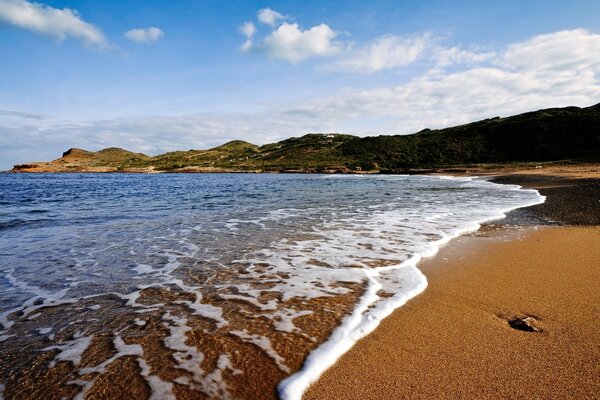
(1, 0), (600, 169)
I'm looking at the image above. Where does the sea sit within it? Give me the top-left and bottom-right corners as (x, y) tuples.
(0, 173), (544, 400)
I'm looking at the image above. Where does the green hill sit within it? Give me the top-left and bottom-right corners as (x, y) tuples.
(12, 103), (600, 173)
(340, 103), (600, 171)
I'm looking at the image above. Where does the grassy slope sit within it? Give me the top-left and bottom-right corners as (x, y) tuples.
(339, 103), (600, 171)
(120, 135), (358, 171)
(12, 103), (600, 172)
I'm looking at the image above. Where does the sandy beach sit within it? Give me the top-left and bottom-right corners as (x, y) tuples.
(0, 170), (597, 400)
(307, 172), (600, 399)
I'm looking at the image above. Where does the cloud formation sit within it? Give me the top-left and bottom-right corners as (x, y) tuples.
(124, 27), (164, 44)
(501, 28), (600, 72)
(239, 21), (256, 38)
(240, 9), (488, 68)
(3, 29), (600, 170)
(431, 46), (494, 67)
(239, 21), (256, 51)
(257, 8), (284, 26)
(287, 29), (600, 132)
(331, 34), (430, 73)
(0, 0), (105, 46)
(240, 8), (340, 62)
(324, 32), (496, 73)
(261, 22), (339, 62)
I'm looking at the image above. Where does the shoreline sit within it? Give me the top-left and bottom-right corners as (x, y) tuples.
(305, 172), (600, 399)
(7, 162), (600, 176)
(278, 175), (546, 399)
(1, 170), (597, 399)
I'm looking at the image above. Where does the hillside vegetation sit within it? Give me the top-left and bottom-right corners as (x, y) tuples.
(340, 103), (600, 171)
(12, 103), (600, 173)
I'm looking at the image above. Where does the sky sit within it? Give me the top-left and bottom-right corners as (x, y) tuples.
(1, 0), (600, 170)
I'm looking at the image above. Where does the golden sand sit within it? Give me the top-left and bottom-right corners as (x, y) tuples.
(509, 164), (600, 179)
(306, 226), (600, 399)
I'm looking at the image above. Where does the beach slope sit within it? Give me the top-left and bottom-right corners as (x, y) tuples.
(307, 176), (600, 399)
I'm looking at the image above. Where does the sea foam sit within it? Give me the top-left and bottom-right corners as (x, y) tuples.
(278, 177), (545, 399)
(0, 173), (544, 399)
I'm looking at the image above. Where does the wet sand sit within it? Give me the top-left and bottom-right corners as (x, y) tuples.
(1, 170), (597, 399)
(307, 174), (600, 399)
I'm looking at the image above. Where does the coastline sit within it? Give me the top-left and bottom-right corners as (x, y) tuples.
(8, 162), (600, 176)
(1, 170), (597, 399)
(305, 171), (600, 399)
(4, 173), (542, 400)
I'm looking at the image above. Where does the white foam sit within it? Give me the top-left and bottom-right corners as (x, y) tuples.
(118, 290), (142, 307)
(162, 312), (205, 383)
(139, 363), (175, 400)
(114, 337), (175, 400)
(278, 176), (546, 400)
(268, 309), (314, 333)
(132, 264), (154, 274)
(75, 335), (175, 400)
(23, 291), (76, 320)
(216, 354), (242, 376)
(0, 334), (14, 342)
(231, 330), (290, 373)
(0, 174), (546, 400)
(195, 354), (241, 398)
(176, 299), (227, 328)
(44, 333), (93, 368)
(70, 379), (94, 400)
(162, 278), (227, 327)
(220, 293), (278, 311)
(78, 336), (141, 376)
(225, 208), (300, 233)
(0, 272), (76, 331)
(135, 307), (162, 313)
(162, 313), (235, 397)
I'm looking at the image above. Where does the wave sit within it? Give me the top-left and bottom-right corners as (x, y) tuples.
(278, 177), (545, 399)
(0, 173), (545, 399)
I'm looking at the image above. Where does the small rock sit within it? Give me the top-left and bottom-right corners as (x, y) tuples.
(508, 316), (541, 332)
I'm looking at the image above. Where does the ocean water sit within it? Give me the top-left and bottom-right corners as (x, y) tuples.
(0, 173), (544, 399)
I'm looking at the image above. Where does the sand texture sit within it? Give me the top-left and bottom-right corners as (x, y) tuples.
(306, 225), (600, 399)
(307, 172), (600, 399)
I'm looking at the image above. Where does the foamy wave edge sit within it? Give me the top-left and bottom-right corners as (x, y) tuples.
(278, 176), (546, 400)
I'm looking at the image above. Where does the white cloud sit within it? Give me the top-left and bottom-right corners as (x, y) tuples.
(242, 8), (340, 62)
(241, 39), (254, 51)
(327, 33), (496, 73)
(332, 34), (430, 73)
(260, 22), (340, 62)
(241, 39), (253, 52)
(285, 29), (600, 132)
(257, 8), (284, 26)
(3, 29), (600, 170)
(124, 27), (164, 44)
(239, 21), (256, 52)
(242, 10), (491, 69)
(239, 21), (256, 38)
(501, 28), (600, 72)
(0, 0), (106, 46)
(431, 46), (495, 67)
